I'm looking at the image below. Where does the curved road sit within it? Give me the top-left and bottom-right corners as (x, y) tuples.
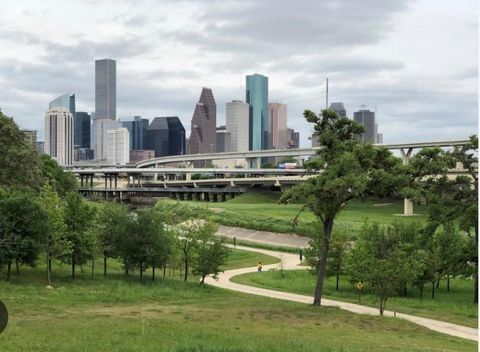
(205, 245), (478, 342)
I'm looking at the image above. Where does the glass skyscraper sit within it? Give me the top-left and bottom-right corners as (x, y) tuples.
(246, 74), (268, 150)
(49, 93), (75, 115)
(95, 59), (116, 120)
(121, 116), (149, 150)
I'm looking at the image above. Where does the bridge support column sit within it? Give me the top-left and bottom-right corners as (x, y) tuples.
(210, 193), (217, 202)
(186, 173), (192, 181)
(220, 193), (226, 202)
(114, 175), (118, 189)
(230, 193), (236, 200)
(204, 192), (210, 202)
(104, 175), (108, 189)
(90, 175), (93, 188)
(194, 193), (201, 201)
(80, 175), (84, 187)
(400, 148), (414, 216)
(186, 193), (192, 201)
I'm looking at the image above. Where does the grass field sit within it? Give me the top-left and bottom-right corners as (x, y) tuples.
(173, 192), (427, 237)
(231, 269), (478, 328)
(0, 258), (476, 351)
(221, 248), (280, 270)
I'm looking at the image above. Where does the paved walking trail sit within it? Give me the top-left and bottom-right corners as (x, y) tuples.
(217, 225), (309, 248)
(205, 244), (478, 342)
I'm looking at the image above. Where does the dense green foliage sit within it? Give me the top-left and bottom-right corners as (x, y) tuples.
(280, 108), (402, 305)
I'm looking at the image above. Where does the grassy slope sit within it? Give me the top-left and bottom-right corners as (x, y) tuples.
(221, 249), (280, 270)
(0, 263), (476, 352)
(176, 192), (427, 236)
(231, 270), (478, 328)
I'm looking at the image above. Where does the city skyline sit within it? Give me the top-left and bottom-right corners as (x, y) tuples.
(0, 0), (476, 147)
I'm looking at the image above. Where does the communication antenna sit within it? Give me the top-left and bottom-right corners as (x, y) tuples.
(325, 78), (329, 109)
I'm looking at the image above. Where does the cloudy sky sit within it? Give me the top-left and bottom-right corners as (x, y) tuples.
(0, 0), (477, 146)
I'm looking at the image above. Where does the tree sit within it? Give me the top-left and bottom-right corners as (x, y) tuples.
(39, 184), (71, 286)
(177, 220), (217, 282)
(193, 235), (228, 285)
(327, 230), (350, 291)
(0, 110), (43, 191)
(0, 192), (47, 281)
(348, 223), (421, 315)
(406, 136), (478, 302)
(281, 109), (401, 305)
(95, 202), (132, 276)
(63, 193), (97, 279)
(121, 208), (174, 284)
(40, 155), (77, 196)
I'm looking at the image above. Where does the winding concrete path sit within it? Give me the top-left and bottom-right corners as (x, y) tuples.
(205, 245), (478, 342)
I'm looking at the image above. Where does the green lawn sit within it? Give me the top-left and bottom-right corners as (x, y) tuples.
(174, 192), (427, 237)
(221, 248), (280, 270)
(231, 269), (478, 328)
(0, 261), (476, 351)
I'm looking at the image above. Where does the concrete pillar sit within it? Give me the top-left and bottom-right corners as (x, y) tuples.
(194, 193), (201, 201)
(220, 193), (226, 202)
(114, 175), (118, 189)
(211, 193), (217, 202)
(186, 193), (192, 201)
(404, 198), (414, 216)
(204, 192), (210, 202)
(80, 175), (84, 187)
(90, 175), (93, 188)
(400, 147), (414, 216)
(186, 173), (192, 181)
(104, 175), (108, 189)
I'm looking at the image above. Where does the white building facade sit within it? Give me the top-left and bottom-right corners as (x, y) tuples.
(226, 100), (249, 152)
(92, 118), (121, 160)
(105, 127), (129, 165)
(44, 108), (74, 166)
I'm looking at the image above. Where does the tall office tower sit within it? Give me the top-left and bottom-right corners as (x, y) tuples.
(121, 116), (149, 150)
(95, 59), (116, 120)
(92, 119), (121, 160)
(146, 116), (186, 157)
(22, 129), (37, 148)
(216, 126), (231, 153)
(44, 108), (74, 166)
(188, 88), (216, 154)
(246, 74), (268, 150)
(105, 128), (129, 165)
(287, 128), (300, 149)
(353, 106), (377, 143)
(269, 103), (288, 149)
(329, 102), (347, 117)
(74, 112), (91, 148)
(226, 100), (249, 152)
(49, 93), (76, 115)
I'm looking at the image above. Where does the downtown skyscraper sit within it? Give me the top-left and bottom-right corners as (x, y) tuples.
(246, 74), (268, 150)
(95, 59), (116, 120)
(44, 107), (74, 166)
(188, 88), (216, 154)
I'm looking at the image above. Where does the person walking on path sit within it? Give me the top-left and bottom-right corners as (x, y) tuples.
(257, 262), (262, 272)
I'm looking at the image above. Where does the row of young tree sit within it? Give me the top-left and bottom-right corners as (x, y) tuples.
(0, 110), (229, 286)
(282, 108), (478, 307)
(308, 221), (475, 315)
(0, 189), (229, 285)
